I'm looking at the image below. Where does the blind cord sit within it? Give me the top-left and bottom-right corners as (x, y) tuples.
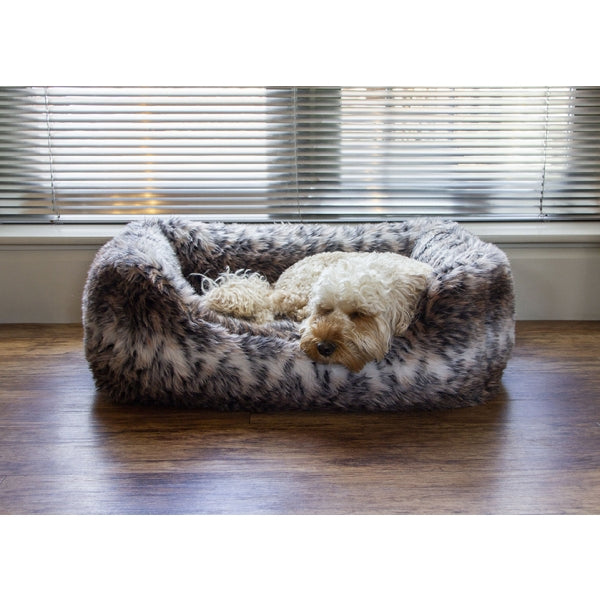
(538, 87), (551, 221)
(291, 87), (302, 222)
(43, 88), (59, 221)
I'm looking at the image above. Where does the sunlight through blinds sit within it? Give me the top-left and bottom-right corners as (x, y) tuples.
(1, 86), (598, 223)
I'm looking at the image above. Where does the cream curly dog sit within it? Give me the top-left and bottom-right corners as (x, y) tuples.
(201, 252), (433, 372)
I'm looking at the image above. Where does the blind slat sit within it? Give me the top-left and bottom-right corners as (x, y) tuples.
(1, 86), (599, 223)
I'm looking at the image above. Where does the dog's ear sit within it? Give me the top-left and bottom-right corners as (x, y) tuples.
(390, 267), (433, 336)
(392, 304), (416, 336)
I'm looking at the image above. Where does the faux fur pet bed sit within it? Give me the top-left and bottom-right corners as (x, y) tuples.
(82, 217), (515, 411)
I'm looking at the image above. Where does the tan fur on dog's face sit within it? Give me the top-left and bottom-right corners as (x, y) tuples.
(300, 301), (394, 373)
(298, 252), (433, 372)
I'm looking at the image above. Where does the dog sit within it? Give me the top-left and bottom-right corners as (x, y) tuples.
(201, 251), (433, 372)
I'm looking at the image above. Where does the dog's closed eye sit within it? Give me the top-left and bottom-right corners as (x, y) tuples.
(317, 306), (333, 316)
(348, 310), (369, 320)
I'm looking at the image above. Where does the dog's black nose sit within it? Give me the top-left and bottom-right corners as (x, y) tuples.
(317, 341), (336, 357)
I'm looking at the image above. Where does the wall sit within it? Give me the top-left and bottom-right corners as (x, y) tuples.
(1, 223), (599, 323)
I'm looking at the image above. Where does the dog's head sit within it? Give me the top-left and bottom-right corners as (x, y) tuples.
(299, 253), (432, 372)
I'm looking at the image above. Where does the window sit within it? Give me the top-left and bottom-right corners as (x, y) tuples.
(1, 86), (599, 223)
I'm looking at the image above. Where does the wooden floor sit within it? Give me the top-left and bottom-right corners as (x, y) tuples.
(0, 322), (599, 514)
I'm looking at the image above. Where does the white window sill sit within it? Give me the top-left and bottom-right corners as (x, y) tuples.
(1, 221), (600, 246)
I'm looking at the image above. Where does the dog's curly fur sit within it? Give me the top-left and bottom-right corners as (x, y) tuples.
(202, 252), (433, 372)
(82, 217), (515, 411)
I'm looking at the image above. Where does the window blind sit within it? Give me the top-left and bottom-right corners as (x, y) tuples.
(1, 86), (599, 223)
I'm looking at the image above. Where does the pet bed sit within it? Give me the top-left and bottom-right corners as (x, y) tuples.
(82, 217), (515, 410)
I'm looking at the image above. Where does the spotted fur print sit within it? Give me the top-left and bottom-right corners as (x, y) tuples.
(82, 217), (515, 411)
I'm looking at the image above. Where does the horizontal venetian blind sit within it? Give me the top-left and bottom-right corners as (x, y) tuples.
(1, 86), (599, 223)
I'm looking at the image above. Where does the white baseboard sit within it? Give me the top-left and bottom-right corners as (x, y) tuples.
(1, 222), (599, 323)
(501, 245), (600, 319)
(0, 245), (99, 323)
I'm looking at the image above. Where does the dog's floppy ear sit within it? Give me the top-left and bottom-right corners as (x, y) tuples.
(389, 261), (433, 336)
(392, 304), (416, 336)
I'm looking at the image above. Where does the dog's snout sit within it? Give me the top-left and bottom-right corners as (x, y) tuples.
(317, 341), (336, 357)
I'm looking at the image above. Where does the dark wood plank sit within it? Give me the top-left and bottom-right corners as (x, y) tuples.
(0, 322), (599, 514)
